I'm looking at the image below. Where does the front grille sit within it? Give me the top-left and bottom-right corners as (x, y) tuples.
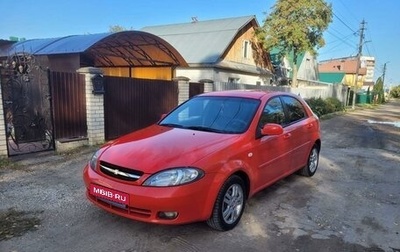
(100, 161), (143, 182)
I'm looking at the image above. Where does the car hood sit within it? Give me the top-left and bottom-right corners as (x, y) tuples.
(99, 125), (240, 173)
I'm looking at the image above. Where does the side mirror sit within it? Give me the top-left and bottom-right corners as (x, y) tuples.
(261, 123), (283, 136)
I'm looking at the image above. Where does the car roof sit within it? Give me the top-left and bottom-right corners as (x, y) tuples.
(197, 90), (292, 100)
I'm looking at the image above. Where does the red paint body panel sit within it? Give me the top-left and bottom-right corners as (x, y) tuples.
(100, 125), (241, 173)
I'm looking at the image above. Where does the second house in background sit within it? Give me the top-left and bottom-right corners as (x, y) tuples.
(142, 16), (274, 86)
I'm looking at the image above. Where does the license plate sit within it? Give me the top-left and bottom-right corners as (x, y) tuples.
(90, 184), (129, 205)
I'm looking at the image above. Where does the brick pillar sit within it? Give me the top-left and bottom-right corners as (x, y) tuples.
(77, 67), (105, 146)
(199, 79), (214, 93)
(174, 76), (190, 105)
(0, 79), (8, 156)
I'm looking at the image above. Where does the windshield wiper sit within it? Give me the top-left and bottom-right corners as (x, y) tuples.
(185, 126), (226, 133)
(159, 123), (184, 128)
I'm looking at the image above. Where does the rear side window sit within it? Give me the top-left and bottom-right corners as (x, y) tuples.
(281, 96), (306, 123)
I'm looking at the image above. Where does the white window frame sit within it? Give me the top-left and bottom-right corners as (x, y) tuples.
(243, 40), (251, 59)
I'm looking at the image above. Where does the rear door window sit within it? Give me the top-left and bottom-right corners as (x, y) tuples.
(281, 96), (307, 124)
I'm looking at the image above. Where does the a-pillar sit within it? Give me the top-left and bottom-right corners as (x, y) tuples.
(77, 67), (105, 146)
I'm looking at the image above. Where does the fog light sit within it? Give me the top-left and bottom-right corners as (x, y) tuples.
(157, 211), (178, 220)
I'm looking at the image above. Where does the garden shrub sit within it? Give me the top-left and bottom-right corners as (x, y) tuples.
(325, 97), (343, 112)
(305, 97), (343, 117)
(305, 97), (326, 117)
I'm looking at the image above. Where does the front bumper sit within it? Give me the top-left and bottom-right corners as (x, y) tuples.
(83, 165), (218, 225)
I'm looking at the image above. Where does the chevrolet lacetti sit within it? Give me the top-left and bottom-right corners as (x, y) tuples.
(83, 90), (321, 231)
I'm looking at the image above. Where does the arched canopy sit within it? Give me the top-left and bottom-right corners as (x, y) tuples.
(0, 31), (188, 68)
(84, 31), (187, 67)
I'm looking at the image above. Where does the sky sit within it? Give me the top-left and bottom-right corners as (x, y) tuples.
(1, 0), (399, 88)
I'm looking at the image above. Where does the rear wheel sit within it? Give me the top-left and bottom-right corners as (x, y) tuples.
(207, 175), (246, 231)
(299, 144), (319, 177)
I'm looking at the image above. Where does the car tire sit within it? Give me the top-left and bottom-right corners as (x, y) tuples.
(299, 144), (319, 177)
(206, 175), (246, 231)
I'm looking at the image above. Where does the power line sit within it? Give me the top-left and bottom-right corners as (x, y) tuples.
(364, 26), (377, 57)
(319, 0), (357, 34)
(336, 0), (360, 24)
(326, 30), (357, 48)
(317, 0), (360, 60)
(332, 12), (357, 34)
(319, 29), (357, 58)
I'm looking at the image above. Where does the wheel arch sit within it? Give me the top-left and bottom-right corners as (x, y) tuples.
(201, 165), (251, 221)
(314, 139), (321, 151)
(231, 170), (251, 200)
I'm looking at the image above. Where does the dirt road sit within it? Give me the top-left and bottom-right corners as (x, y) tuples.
(1, 100), (399, 252)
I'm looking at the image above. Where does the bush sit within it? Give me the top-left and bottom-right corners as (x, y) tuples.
(305, 97), (343, 117)
(305, 97), (326, 116)
(390, 85), (400, 98)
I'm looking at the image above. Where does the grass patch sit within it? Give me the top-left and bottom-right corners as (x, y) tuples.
(0, 157), (15, 170)
(355, 103), (379, 109)
(0, 208), (41, 241)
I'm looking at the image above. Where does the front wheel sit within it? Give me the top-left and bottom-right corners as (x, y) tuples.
(299, 144), (319, 177)
(206, 175), (246, 231)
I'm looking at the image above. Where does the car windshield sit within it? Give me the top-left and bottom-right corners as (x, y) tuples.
(159, 96), (260, 134)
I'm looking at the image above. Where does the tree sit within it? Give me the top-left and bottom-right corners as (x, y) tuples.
(109, 25), (128, 33)
(390, 85), (400, 98)
(257, 0), (333, 87)
(373, 77), (385, 104)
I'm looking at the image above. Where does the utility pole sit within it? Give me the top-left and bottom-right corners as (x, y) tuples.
(351, 20), (366, 109)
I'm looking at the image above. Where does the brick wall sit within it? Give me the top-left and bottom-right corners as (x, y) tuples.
(78, 67), (105, 146)
(0, 82), (8, 156)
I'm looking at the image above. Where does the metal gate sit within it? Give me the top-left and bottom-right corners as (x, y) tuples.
(50, 71), (87, 140)
(189, 82), (204, 98)
(104, 76), (178, 140)
(0, 54), (55, 156)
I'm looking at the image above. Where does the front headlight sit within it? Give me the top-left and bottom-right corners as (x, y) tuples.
(89, 149), (102, 171)
(143, 167), (204, 187)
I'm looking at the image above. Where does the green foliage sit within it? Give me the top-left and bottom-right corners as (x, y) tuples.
(325, 97), (344, 112)
(305, 97), (325, 116)
(390, 85), (400, 98)
(0, 157), (12, 169)
(257, 0), (333, 87)
(305, 97), (343, 117)
(109, 25), (127, 33)
(373, 77), (385, 104)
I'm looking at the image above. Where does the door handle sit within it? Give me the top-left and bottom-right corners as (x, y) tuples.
(307, 123), (313, 129)
(283, 133), (291, 139)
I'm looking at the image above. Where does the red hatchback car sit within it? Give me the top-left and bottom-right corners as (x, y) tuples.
(83, 90), (321, 231)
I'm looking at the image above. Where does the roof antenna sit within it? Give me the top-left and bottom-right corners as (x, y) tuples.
(191, 17), (198, 23)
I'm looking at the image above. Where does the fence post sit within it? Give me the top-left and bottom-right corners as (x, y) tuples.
(77, 67), (105, 146)
(0, 78), (8, 156)
(199, 79), (214, 93)
(174, 76), (190, 105)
